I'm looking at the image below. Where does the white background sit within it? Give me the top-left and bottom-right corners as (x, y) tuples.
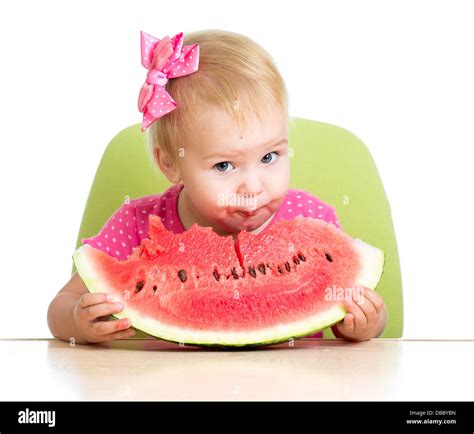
(0, 0), (472, 339)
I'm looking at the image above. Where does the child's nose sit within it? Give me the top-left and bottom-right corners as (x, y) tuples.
(237, 185), (263, 200)
(238, 173), (264, 197)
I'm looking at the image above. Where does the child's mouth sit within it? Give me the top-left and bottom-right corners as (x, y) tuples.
(237, 208), (261, 218)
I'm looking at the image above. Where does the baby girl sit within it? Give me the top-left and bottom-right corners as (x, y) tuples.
(47, 29), (387, 345)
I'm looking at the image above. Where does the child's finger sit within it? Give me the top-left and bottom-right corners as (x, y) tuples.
(362, 287), (384, 314)
(78, 292), (113, 308)
(84, 302), (124, 321)
(100, 328), (136, 342)
(343, 297), (367, 331)
(91, 317), (132, 336)
(87, 327), (135, 343)
(353, 293), (377, 325)
(343, 313), (355, 332)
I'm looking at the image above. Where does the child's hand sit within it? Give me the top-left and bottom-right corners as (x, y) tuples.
(73, 293), (136, 343)
(335, 286), (387, 342)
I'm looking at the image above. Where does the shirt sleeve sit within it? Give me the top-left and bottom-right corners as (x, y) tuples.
(323, 205), (343, 230)
(81, 201), (140, 261)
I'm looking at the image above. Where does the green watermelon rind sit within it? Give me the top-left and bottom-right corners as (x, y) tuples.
(109, 305), (348, 349)
(72, 238), (385, 348)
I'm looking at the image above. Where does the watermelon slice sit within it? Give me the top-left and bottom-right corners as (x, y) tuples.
(73, 215), (384, 348)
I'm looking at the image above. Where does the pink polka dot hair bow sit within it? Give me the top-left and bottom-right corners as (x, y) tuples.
(137, 31), (200, 131)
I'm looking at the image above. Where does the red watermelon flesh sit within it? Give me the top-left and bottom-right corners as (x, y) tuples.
(73, 214), (384, 347)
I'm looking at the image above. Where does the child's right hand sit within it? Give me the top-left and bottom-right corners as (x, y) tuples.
(73, 293), (136, 343)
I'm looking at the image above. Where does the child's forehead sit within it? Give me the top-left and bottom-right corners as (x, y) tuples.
(192, 106), (288, 148)
(190, 127), (287, 162)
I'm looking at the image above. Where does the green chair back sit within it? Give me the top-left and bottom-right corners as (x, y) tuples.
(73, 118), (404, 338)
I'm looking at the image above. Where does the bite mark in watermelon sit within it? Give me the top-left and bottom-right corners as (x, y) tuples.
(73, 215), (385, 348)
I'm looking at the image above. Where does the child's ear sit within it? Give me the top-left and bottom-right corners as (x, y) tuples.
(154, 148), (182, 184)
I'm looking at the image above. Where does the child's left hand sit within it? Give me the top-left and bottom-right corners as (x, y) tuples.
(335, 286), (387, 342)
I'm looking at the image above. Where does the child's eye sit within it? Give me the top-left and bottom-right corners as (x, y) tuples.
(213, 151), (279, 173)
(214, 161), (235, 172)
(261, 151), (279, 164)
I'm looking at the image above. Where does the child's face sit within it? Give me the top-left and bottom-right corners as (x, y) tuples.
(177, 105), (290, 236)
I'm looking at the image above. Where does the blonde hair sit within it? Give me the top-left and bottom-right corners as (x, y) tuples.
(147, 29), (289, 173)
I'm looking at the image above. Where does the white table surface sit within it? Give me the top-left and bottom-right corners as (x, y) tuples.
(1, 338), (472, 401)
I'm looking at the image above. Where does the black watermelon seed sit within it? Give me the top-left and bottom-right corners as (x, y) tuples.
(178, 269), (187, 282)
(248, 266), (257, 278)
(285, 261), (291, 272)
(293, 256), (300, 265)
(277, 265), (284, 274)
(258, 264), (266, 275)
(231, 267), (239, 279)
(213, 271), (220, 281)
(135, 280), (145, 292)
(152, 285), (157, 293)
(325, 253), (333, 262)
(298, 253), (306, 262)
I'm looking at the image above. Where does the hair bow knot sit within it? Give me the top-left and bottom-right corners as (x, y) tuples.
(137, 31), (200, 132)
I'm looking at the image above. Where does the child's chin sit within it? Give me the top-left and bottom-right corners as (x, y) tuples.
(236, 218), (266, 232)
(217, 219), (259, 234)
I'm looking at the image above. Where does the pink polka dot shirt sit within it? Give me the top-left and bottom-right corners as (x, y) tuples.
(82, 183), (344, 339)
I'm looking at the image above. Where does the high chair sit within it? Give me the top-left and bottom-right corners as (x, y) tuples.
(73, 118), (403, 338)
